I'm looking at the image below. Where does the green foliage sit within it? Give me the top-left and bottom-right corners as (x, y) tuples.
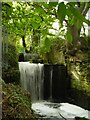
(2, 83), (36, 119)
(57, 2), (66, 25)
(39, 36), (65, 64)
(43, 37), (51, 52)
(35, 6), (46, 15)
(70, 53), (90, 97)
(72, 78), (90, 97)
(2, 2), (90, 58)
(49, 2), (58, 7)
(68, 4), (90, 26)
(39, 36), (51, 55)
(31, 21), (40, 30)
(4, 42), (18, 68)
(2, 41), (19, 83)
(66, 31), (72, 43)
(2, 2), (13, 21)
(2, 68), (20, 84)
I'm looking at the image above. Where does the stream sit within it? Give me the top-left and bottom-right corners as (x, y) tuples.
(32, 101), (90, 120)
(18, 62), (90, 120)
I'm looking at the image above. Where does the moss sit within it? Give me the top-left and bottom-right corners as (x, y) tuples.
(66, 46), (90, 110)
(69, 50), (90, 97)
(72, 79), (90, 97)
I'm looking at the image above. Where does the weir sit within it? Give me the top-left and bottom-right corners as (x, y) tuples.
(19, 62), (68, 102)
(18, 62), (90, 119)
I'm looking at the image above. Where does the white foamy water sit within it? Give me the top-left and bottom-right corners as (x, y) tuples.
(32, 101), (90, 119)
(19, 62), (44, 101)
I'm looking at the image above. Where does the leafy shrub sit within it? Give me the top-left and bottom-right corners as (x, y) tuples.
(3, 42), (18, 68)
(2, 42), (20, 83)
(2, 83), (36, 119)
(2, 68), (20, 84)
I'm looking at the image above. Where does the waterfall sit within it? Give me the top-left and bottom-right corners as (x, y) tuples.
(19, 63), (68, 102)
(18, 62), (90, 120)
(19, 62), (44, 101)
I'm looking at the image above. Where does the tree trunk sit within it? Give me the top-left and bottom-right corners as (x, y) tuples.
(65, 23), (82, 57)
(66, 2), (89, 52)
(22, 36), (26, 48)
(69, 24), (80, 47)
(22, 36), (29, 53)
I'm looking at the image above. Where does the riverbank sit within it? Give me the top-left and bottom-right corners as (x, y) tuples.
(2, 80), (37, 119)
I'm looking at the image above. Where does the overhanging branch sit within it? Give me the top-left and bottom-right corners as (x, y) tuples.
(82, 3), (89, 16)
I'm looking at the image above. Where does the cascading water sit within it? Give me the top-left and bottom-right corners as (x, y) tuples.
(18, 62), (90, 119)
(19, 63), (67, 101)
(19, 62), (44, 101)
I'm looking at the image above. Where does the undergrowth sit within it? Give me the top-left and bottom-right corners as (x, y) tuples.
(2, 81), (36, 119)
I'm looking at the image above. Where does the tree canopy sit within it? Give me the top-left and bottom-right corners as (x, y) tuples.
(2, 2), (90, 54)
